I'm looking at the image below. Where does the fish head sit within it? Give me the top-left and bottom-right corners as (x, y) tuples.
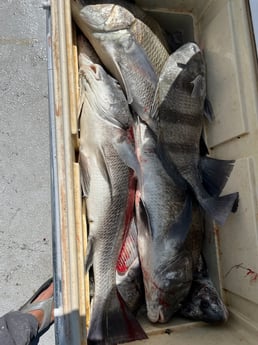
(144, 250), (193, 323)
(80, 60), (133, 129)
(181, 279), (229, 323)
(158, 42), (206, 104)
(80, 4), (135, 32)
(174, 43), (206, 99)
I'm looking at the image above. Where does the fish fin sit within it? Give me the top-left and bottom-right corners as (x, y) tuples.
(204, 97), (214, 122)
(79, 151), (90, 197)
(85, 236), (94, 273)
(200, 157), (235, 197)
(199, 133), (209, 156)
(87, 288), (147, 345)
(198, 192), (239, 226)
(112, 133), (142, 185)
(190, 75), (205, 98)
(135, 198), (153, 239)
(168, 195), (192, 246)
(156, 142), (188, 190)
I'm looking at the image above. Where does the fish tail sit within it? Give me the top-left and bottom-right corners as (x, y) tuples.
(87, 288), (147, 345)
(199, 192), (239, 226)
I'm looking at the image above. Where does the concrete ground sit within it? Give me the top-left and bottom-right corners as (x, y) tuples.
(0, 0), (54, 344)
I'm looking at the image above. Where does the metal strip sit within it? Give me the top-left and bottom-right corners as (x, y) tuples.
(56, 0), (81, 343)
(45, 4), (67, 345)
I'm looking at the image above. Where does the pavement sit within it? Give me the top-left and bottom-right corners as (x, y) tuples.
(0, 0), (54, 343)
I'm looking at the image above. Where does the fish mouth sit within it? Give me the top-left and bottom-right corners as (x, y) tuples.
(147, 306), (170, 324)
(200, 301), (229, 323)
(147, 306), (161, 323)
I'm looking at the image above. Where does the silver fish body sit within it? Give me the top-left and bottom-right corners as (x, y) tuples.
(71, 0), (169, 123)
(154, 42), (238, 226)
(79, 54), (146, 344)
(180, 256), (229, 323)
(121, 119), (194, 324)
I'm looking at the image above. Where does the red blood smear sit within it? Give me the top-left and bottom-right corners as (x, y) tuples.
(127, 126), (134, 143)
(116, 171), (137, 273)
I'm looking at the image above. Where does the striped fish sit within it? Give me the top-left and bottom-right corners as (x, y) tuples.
(152, 42), (238, 226)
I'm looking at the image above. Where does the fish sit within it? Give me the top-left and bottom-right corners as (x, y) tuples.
(116, 217), (145, 314)
(77, 33), (102, 66)
(72, 0), (169, 73)
(79, 51), (147, 344)
(152, 42), (238, 226)
(179, 255), (229, 323)
(71, 0), (169, 124)
(113, 118), (193, 324)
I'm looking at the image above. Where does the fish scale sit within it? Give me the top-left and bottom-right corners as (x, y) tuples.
(130, 20), (169, 75)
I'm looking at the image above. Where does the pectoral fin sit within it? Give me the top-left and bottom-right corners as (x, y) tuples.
(204, 97), (214, 122)
(112, 133), (142, 186)
(191, 75), (205, 98)
(79, 151), (90, 197)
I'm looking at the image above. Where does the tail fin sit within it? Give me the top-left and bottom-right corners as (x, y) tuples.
(87, 288), (147, 345)
(199, 192), (239, 226)
(200, 156), (235, 197)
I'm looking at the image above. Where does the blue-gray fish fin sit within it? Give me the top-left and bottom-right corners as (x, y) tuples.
(87, 288), (147, 345)
(198, 192), (239, 226)
(204, 97), (214, 122)
(167, 195), (192, 246)
(200, 156), (235, 197)
(191, 75), (205, 98)
(79, 151), (90, 197)
(85, 236), (94, 273)
(112, 133), (142, 186)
